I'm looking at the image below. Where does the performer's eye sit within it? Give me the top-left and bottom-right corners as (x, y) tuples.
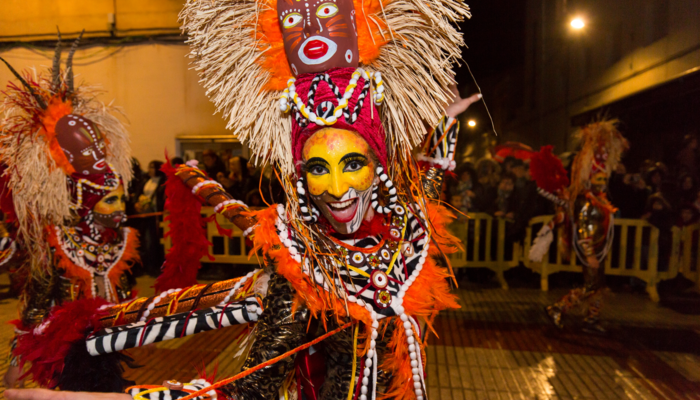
(283, 13), (302, 28)
(316, 3), (338, 18)
(342, 155), (367, 172)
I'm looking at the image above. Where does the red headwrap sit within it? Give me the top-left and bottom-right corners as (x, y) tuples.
(291, 68), (386, 172)
(68, 166), (122, 219)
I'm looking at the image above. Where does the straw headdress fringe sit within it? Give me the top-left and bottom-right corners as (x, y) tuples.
(0, 72), (132, 279)
(569, 120), (628, 204)
(180, 0), (471, 175)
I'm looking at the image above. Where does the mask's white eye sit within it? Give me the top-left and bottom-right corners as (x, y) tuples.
(316, 3), (338, 18)
(283, 13), (302, 28)
(82, 150), (92, 157)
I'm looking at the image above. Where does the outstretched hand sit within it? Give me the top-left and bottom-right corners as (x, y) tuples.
(4, 389), (131, 400)
(445, 84), (482, 118)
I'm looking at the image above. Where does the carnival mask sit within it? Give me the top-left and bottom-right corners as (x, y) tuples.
(277, 0), (359, 76)
(92, 184), (127, 229)
(590, 171), (608, 194)
(55, 114), (107, 175)
(303, 128), (377, 234)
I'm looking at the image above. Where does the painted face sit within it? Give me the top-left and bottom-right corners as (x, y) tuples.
(303, 128), (376, 234)
(277, 0), (358, 76)
(92, 184), (127, 229)
(590, 171), (608, 193)
(55, 114), (107, 175)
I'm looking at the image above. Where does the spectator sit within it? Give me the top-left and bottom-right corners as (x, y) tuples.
(491, 173), (516, 219)
(474, 157), (500, 212)
(677, 174), (696, 206)
(219, 156), (251, 199)
(126, 158), (145, 217)
(171, 157), (185, 167)
(645, 166), (665, 195)
(677, 133), (698, 179)
(449, 164), (477, 217)
(202, 149), (227, 179)
(677, 203), (700, 227)
(135, 160), (166, 276)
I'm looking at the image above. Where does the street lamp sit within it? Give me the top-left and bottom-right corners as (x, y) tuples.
(468, 120), (476, 128)
(570, 17), (585, 30)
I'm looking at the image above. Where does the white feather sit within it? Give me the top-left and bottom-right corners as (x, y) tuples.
(529, 224), (553, 262)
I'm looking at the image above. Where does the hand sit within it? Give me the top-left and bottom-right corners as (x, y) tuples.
(505, 212), (515, 219)
(5, 389), (131, 400)
(445, 85), (482, 118)
(494, 211), (504, 217)
(587, 255), (600, 269)
(4, 365), (25, 389)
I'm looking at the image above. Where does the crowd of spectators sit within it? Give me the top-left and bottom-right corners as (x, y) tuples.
(443, 133), (700, 267)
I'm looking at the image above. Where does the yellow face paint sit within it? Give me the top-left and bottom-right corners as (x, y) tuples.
(302, 128), (377, 235)
(590, 171), (608, 187)
(93, 184), (127, 229)
(303, 129), (375, 198)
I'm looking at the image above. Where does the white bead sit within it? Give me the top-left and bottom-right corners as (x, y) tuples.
(370, 340), (376, 349)
(364, 368), (371, 376)
(326, 115), (337, 124)
(403, 321), (412, 329)
(362, 377), (369, 386)
(406, 329), (413, 337)
(380, 174), (388, 182)
(417, 396), (424, 400)
(147, 303), (155, 311)
(413, 374), (421, 382)
(413, 381), (421, 389)
(409, 344), (416, 352)
(367, 349), (374, 359)
(371, 331), (378, 340)
(365, 358), (372, 368)
(412, 368), (420, 375)
(410, 351), (417, 360)
(298, 187), (306, 195)
(348, 295), (357, 302)
(400, 314), (408, 322)
(289, 247), (298, 255)
(416, 389), (423, 397)
(360, 395), (367, 400)
(372, 320), (379, 329)
(377, 85), (385, 94)
(376, 167), (383, 174)
(411, 360), (418, 368)
(398, 291), (405, 298)
(407, 336), (415, 344)
(357, 299), (365, 307)
(395, 305), (405, 314)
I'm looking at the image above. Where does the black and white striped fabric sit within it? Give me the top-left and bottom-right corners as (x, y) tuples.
(87, 297), (261, 356)
(128, 379), (215, 400)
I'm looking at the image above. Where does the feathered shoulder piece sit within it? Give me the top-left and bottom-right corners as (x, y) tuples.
(0, 32), (132, 270)
(530, 145), (569, 194)
(180, 0), (471, 174)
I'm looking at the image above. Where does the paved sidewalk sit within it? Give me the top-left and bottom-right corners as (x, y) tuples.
(0, 275), (699, 399)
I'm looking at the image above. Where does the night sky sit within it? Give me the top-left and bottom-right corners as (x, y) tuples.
(454, 0), (527, 88)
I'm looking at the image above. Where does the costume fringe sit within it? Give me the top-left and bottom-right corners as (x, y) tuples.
(48, 227), (139, 300)
(155, 162), (214, 293)
(180, 0), (470, 175)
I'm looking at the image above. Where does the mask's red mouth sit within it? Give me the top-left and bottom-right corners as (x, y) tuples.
(326, 198), (358, 223)
(93, 160), (107, 170)
(303, 40), (329, 60)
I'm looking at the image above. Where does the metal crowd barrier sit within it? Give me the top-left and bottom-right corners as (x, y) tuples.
(161, 208), (700, 302)
(447, 213), (520, 289)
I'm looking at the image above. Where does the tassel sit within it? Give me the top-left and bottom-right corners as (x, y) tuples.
(529, 224), (553, 262)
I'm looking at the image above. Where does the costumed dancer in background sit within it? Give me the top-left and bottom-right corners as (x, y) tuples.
(529, 121), (628, 334)
(5, 0), (479, 396)
(0, 34), (139, 390)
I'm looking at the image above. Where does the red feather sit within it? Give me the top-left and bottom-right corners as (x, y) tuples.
(12, 297), (109, 388)
(154, 160), (214, 293)
(530, 145), (570, 193)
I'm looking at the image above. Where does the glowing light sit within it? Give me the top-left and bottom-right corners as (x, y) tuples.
(468, 120), (477, 128)
(570, 18), (585, 30)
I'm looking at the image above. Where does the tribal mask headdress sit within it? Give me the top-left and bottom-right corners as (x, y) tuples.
(0, 33), (132, 274)
(570, 119), (628, 200)
(180, 0), (471, 175)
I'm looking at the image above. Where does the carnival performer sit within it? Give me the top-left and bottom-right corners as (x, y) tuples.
(529, 121), (628, 334)
(6, 0), (479, 396)
(0, 34), (139, 391)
